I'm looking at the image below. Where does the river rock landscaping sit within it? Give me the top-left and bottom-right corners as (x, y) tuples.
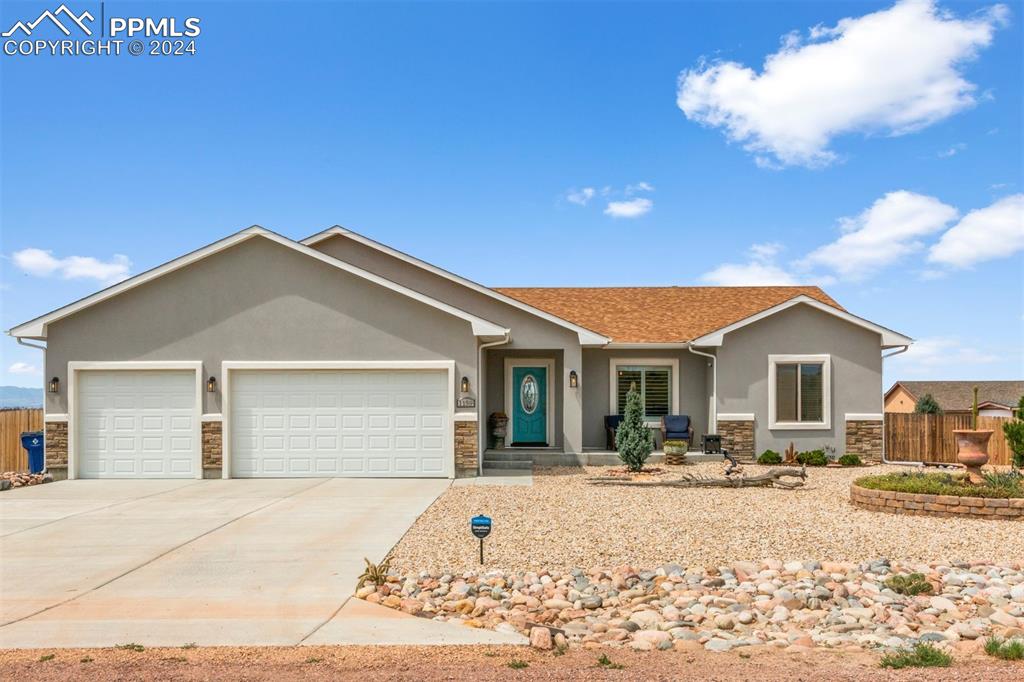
(389, 464), (1024, 572)
(0, 471), (52, 491)
(359, 560), (1024, 654)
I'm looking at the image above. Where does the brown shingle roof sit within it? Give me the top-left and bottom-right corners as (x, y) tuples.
(890, 381), (1024, 411)
(493, 286), (843, 344)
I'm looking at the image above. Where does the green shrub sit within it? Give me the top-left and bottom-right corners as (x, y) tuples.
(616, 385), (653, 472)
(856, 471), (1024, 499)
(757, 449), (782, 464)
(914, 393), (942, 414)
(984, 636), (1024, 660)
(879, 643), (952, 669)
(796, 449), (828, 466)
(838, 454), (863, 466)
(1003, 395), (1024, 469)
(507, 659), (529, 669)
(884, 572), (933, 596)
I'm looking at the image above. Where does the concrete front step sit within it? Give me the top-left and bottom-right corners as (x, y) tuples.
(481, 460), (532, 470)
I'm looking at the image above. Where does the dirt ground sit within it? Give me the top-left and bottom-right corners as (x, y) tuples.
(1, 645), (1021, 681)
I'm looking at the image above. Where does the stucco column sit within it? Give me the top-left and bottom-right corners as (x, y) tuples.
(563, 344), (583, 454)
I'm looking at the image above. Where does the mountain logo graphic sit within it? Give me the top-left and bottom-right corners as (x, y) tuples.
(2, 4), (94, 37)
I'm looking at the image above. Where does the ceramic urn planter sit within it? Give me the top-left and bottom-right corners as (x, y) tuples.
(952, 429), (992, 483)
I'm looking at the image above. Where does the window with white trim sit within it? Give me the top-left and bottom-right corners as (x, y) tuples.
(616, 366), (671, 419)
(769, 355), (830, 429)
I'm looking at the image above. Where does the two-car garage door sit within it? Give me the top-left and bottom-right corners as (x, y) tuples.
(229, 370), (451, 477)
(74, 368), (452, 479)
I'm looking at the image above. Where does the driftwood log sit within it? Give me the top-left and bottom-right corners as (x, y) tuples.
(587, 466), (807, 490)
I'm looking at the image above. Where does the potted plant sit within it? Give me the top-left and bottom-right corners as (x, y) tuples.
(663, 439), (688, 465)
(952, 386), (992, 483)
(488, 412), (508, 449)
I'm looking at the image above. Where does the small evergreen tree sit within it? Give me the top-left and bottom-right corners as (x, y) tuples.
(616, 383), (653, 472)
(1003, 395), (1024, 470)
(914, 393), (942, 414)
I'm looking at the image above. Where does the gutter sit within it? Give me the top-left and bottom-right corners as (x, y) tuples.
(477, 332), (511, 475)
(880, 344), (916, 466)
(688, 344), (717, 436)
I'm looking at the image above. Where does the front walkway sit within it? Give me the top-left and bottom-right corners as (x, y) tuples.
(0, 478), (524, 648)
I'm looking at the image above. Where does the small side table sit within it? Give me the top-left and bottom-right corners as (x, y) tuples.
(702, 434), (722, 454)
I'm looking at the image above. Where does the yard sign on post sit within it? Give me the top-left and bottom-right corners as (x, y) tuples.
(470, 514), (492, 565)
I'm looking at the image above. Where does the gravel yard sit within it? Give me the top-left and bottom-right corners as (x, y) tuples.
(390, 464), (1024, 573)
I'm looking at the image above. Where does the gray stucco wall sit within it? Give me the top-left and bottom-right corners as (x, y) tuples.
(581, 348), (710, 450)
(314, 234), (587, 451)
(714, 304), (883, 455)
(44, 236), (478, 415)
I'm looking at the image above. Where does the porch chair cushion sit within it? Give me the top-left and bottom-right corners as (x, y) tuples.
(661, 415), (693, 441)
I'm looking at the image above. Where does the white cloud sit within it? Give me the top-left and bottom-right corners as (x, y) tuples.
(677, 0), (1009, 167)
(8, 362), (40, 375)
(566, 187), (596, 206)
(928, 193), (1024, 268)
(625, 181), (655, 194)
(888, 337), (998, 377)
(700, 242), (808, 285)
(11, 248), (131, 283)
(604, 197), (653, 218)
(700, 261), (800, 286)
(937, 143), (966, 158)
(801, 191), (958, 280)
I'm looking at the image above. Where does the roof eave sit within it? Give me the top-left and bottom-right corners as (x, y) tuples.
(689, 295), (914, 348)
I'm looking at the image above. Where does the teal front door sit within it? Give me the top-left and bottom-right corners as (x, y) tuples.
(511, 366), (547, 445)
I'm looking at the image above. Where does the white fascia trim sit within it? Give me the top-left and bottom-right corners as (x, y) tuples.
(302, 226), (610, 346)
(44, 413), (69, 422)
(8, 227), (509, 340)
(66, 361), (204, 480)
(845, 413), (883, 421)
(604, 343), (690, 349)
(767, 354), (832, 431)
(201, 413), (223, 422)
(717, 413), (755, 422)
(689, 295), (913, 348)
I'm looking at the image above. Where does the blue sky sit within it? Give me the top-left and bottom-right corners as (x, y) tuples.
(1, 0), (1021, 389)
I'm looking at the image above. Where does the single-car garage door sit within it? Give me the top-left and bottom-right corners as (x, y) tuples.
(77, 370), (198, 478)
(230, 369), (451, 478)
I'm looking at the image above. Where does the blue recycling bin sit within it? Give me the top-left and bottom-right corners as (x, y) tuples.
(20, 431), (45, 474)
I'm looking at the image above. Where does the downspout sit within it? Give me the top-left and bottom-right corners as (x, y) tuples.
(16, 337), (47, 351)
(880, 344), (912, 465)
(688, 344), (717, 437)
(477, 332), (511, 475)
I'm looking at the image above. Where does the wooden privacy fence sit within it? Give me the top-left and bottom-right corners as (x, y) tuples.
(884, 413), (1013, 466)
(0, 408), (43, 472)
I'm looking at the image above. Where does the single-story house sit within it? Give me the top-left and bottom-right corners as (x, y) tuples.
(885, 381), (1024, 417)
(8, 226), (912, 480)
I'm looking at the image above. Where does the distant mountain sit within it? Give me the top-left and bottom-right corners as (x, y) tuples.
(0, 386), (43, 409)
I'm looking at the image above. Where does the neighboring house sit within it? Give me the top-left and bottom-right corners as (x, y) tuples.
(7, 226), (912, 480)
(885, 381), (1024, 417)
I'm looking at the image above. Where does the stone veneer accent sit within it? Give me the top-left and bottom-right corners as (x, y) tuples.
(718, 420), (754, 461)
(45, 422), (68, 478)
(202, 421), (223, 471)
(850, 483), (1024, 520)
(845, 419), (883, 463)
(455, 420), (478, 477)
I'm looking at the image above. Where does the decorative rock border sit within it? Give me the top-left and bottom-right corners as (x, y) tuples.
(850, 483), (1024, 520)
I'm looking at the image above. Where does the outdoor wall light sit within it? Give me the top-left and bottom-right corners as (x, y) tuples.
(206, 376), (217, 393)
(460, 376), (470, 393)
(569, 370), (579, 388)
(48, 376), (60, 394)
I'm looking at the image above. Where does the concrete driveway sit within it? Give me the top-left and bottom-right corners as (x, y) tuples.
(0, 478), (524, 648)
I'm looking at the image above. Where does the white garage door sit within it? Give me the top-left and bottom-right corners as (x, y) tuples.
(77, 370), (198, 479)
(230, 369), (451, 478)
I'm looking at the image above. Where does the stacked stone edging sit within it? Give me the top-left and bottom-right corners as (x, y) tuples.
(850, 483), (1024, 520)
(455, 420), (479, 477)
